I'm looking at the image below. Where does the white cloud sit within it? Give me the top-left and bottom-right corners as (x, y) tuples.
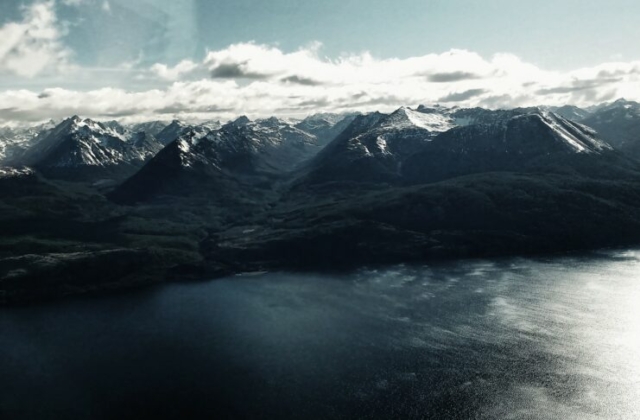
(0, 1), (71, 78)
(202, 43), (504, 87)
(2, 42), (640, 125)
(102, 1), (111, 13)
(150, 60), (199, 81)
(61, 0), (84, 6)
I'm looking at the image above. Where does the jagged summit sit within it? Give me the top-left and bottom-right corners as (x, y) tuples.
(257, 116), (284, 127)
(110, 116), (328, 204)
(16, 116), (163, 180)
(296, 107), (451, 185)
(232, 115), (251, 126)
(0, 120), (57, 163)
(1, 100), (638, 187)
(156, 120), (190, 145)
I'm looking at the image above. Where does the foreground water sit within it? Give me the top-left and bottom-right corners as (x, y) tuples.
(2, 251), (640, 419)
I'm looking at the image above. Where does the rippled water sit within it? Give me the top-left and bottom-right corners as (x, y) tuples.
(2, 251), (640, 419)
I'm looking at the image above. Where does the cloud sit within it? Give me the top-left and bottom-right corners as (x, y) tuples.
(210, 62), (270, 79)
(439, 89), (487, 102)
(150, 60), (198, 81)
(200, 44), (499, 87)
(61, 0), (84, 6)
(2, 42), (640, 125)
(204, 43), (317, 80)
(0, 1), (71, 78)
(428, 72), (482, 83)
(536, 77), (622, 95)
(280, 75), (323, 86)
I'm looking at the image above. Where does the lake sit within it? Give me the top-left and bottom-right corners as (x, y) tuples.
(2, 251), (640, 419)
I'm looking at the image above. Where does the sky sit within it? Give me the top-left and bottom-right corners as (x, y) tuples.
(0, 0), (639, 124)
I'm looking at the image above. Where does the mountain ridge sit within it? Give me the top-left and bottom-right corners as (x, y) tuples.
(3, 100), (640, 303)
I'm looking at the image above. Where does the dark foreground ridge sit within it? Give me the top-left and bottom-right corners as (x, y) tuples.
(2, 102), (640, 304)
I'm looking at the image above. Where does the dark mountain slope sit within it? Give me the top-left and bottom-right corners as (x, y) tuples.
(403, 110), (619, 184)
(109, 117), (321, 205)
(581, 99), (640, 158)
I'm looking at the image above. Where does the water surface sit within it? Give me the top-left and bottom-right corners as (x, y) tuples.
(2, 251), (640, 419)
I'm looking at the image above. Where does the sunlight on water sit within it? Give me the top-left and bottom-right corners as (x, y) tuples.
(479, 253), (640, 419)
(2, 251), (640, 419)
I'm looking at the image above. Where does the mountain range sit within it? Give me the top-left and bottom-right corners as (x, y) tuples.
(13, 116), (164, 183)
(2, 99), (640, 303)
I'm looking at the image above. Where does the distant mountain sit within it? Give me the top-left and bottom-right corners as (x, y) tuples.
(448, 106), (536, 126)
(17, 116), (163, 181)
(155, 120), (191, 145)
(196, 120), (222, 131)
(580, 99), (640, 158)
(153, 119), (216, 145)
(110, 116), (322, 204)
(211, 110), (640, 274)
(0, 120), (57, 163)
(403, 109), (620, 184)
(5, 101), (640, 304)
(297, 107), (454, 185)
(128, 120), (170, 137)
(548, 105), (592, 121)
(294, 112), (359, 146)
(293, 105), (626, 189)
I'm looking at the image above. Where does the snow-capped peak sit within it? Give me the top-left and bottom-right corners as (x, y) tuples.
(379, 107), (454, 132)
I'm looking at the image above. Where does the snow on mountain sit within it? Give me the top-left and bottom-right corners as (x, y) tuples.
(591, 98), (640, 114)
(0, 166), (35, 179)
(380, 107), (454, 132)
(443, 109), (609, 155)
(128, 131), (164, 163)
(3, 99), (638, 187)
(110, 117), (326, 203)
(196, 120), (222, 131)
(155, 120), (191, 145)
(293, 103), (619, 188)
(211, 116), (322, 173)
(0, 120), (57, 163)
(548, 105), (592, 121)
(402, 109), (615, 184)
(17, 116), (164, 180)
(297, 106), (455, 185)
(580, 99), (640, 157)
(534, 111), (610, 153)
(153, 120), (214, 146)
(295, 112), (359, 146)
(449, 107), (537, 127)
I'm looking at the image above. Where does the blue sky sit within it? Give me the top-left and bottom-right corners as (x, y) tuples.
(0, 0), (639, 123)
(193, 0), (640, 70)
(1, 0), (634, 70)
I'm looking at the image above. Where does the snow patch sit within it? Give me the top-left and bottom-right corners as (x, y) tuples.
(0, 167), (34, 178)
(539, 112), (611, 153)
(381, 107), (454, 133)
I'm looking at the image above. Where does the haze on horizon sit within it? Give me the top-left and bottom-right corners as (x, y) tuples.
(1, 0), (639, 125)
